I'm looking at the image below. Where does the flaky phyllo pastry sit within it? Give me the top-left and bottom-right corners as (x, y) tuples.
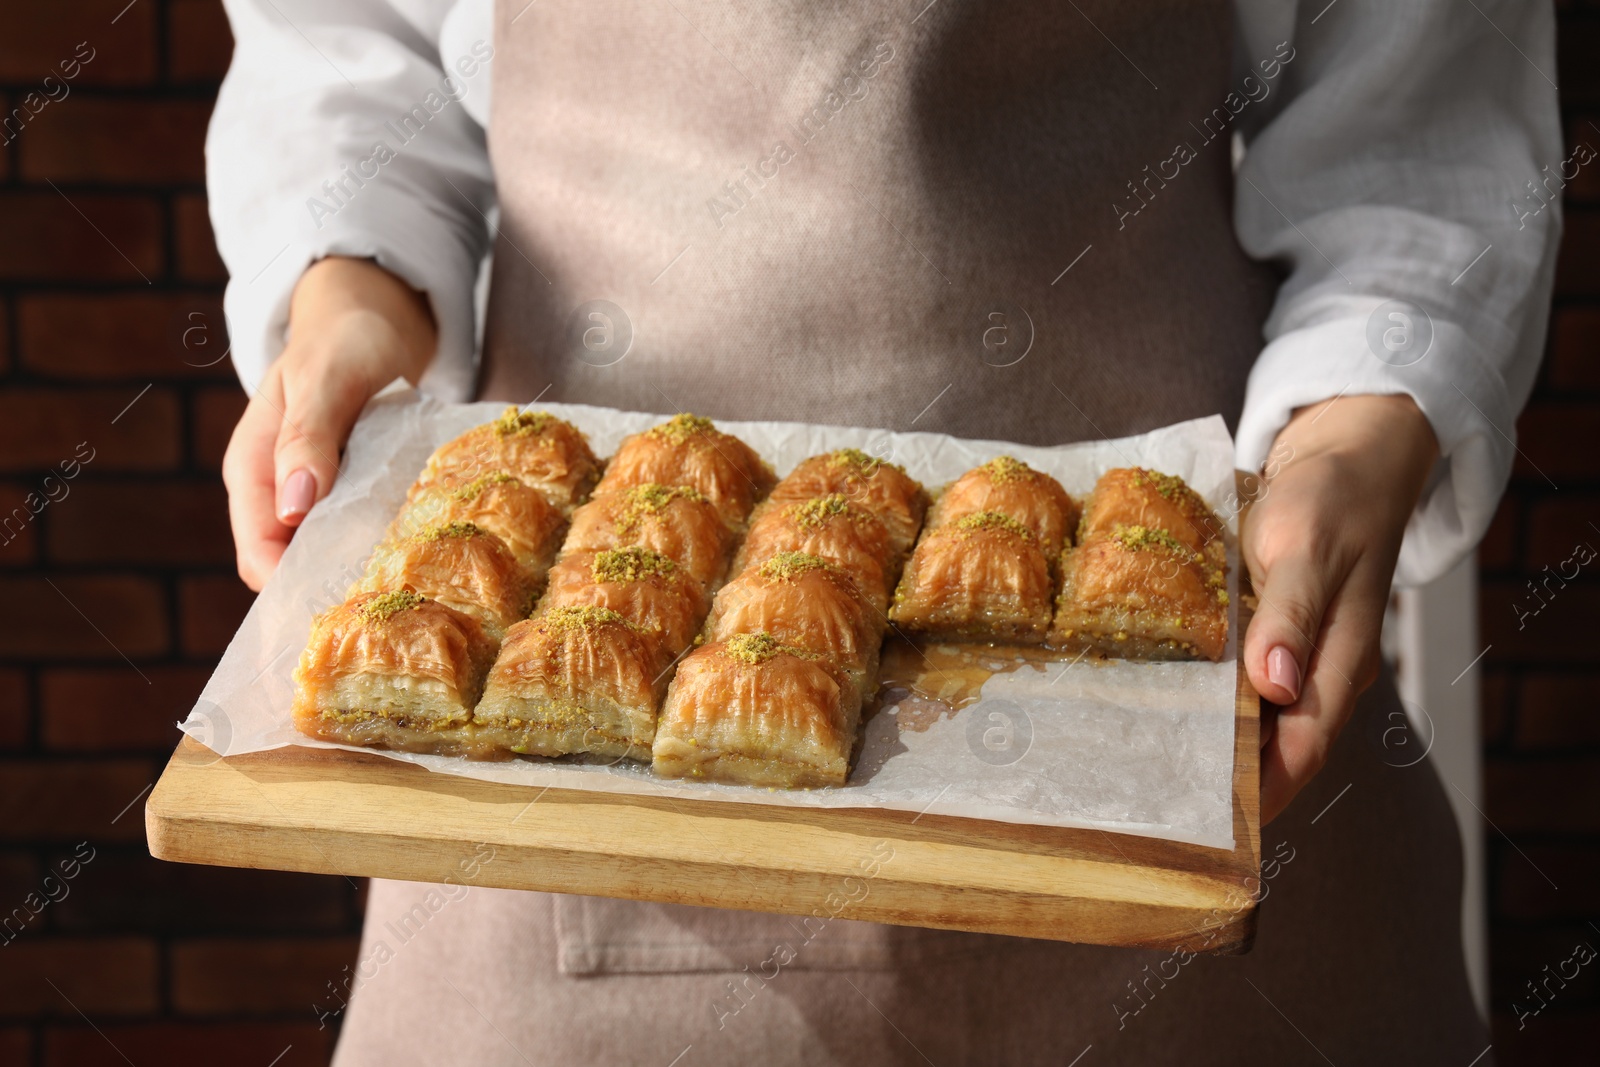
(595, 413), (776, 529)
(734, 494), (897, 613)
(391, 470), (566, 581)
(412, 407), (601, 514)
(563, 482), (734, 588)
(475, 605), (668, 760)
(293, 591), (500, 757)
(356, 521), (538, 637)
(652, 633), (863, 788)
(540, 546), (708, 668)
(766, 449), (929, 555)
(890, 511), (1055, 643)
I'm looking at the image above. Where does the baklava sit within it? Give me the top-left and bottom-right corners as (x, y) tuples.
(652, 633), (862, 788)
(889, 512), (1054, 642)
(702, 551), (881, 700)
(733, 494), (897, 613)
(562, 482), (734, 589)
(1077, 467), (1224, 570)
(413, 407), (600, 514)
(595, 413), (775, 529)
(476, 605), (668, 760)
(766, 449), (929, 555)
(292, 591), (500, 756)
(539, 546), (707, 669)
(929, 455), (1077, 557)
(356, 521), (537, 636)
(390, 471), (566, 582)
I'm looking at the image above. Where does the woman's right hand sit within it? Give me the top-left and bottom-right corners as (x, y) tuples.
(223, 256), (437, 591)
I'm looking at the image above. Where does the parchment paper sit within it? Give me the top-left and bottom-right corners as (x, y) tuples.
(180, 384), (1243, 849)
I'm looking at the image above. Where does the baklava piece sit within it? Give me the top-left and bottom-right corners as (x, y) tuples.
(594, 413), (775, 529)
(390, 471), (566, 582)
(766, 449), (929, 555)
(1051, 524), (1229, 661)
(1078, 467), (1224, 570)
(413, 407), (600, 514)
(652, 633), (862, 788)
(733, 494), (896, 613)
(357, 521), (537, 636)
(562, 483), (734, 589)
(889, 512), (1053, 643)
(703, 552), (881, 700)
(539, 547), (707, 668)
(475, 605), (667, 760)
(292, 591), (500, 757)
(929, 456), (1078, 556)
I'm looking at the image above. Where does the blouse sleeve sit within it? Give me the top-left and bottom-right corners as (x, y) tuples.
(207, 0), (495, 401)
(1231, 0), (1564, 586)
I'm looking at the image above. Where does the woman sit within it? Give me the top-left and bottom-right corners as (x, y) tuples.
(210, 0), (1559, 1062)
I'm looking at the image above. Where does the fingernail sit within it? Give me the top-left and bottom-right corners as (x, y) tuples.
(1267, 646), (1301, 702)
(278, 468), (316, 522)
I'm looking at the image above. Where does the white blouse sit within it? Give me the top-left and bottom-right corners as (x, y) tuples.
(206, 0), (1563, 586)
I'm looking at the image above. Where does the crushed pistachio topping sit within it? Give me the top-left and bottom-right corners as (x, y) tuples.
(982, 455), (1033, 483)
(613, 482), (703, 535)
(452, 471), (519, 502)
(647, 412), (715, 444)
(541, 604), (632, 634)
(722, 631), (815, 664)
(1111, 523), (1195, 557)
(416, 520), (483, 542)
(758, 550), (832, 581)
(591, 546), (677, 583)
(1217, 590), (1230, 607)
(790, 494), (859, 528)
(492, 406), (555, 437)
(1128, 467), (1190, 501)
(829, 448), (888, 475)
(358, 590), (426, 622)
(953, 510), (1035, 540)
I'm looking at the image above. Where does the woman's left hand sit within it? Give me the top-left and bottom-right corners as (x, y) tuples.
(1242, 393), (1440, 824)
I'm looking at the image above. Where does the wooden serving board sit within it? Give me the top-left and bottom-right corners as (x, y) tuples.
(146, 596), (1260, 954)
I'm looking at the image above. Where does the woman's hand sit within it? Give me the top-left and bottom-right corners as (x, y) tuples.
(1242, 393), (1439, 824)
(223, 256), (436, 591)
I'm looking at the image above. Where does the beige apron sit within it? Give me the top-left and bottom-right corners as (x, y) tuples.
(332, 1), (1489, 1062)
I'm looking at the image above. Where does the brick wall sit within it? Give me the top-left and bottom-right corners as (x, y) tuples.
(0, 2), (1593, 1065)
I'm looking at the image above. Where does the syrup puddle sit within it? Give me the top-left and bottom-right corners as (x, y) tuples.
(871, 636), (1096, 733)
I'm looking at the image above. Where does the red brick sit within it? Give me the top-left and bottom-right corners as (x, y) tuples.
(0, 760), (153, 843)
(1480, 579), (1600, 666)
(1525, 495), (1600, 567)
(179, 576), (255, 657)
(0, 388), (181, 473)
(0, 192), (162, 283)
(1559, 19), (1600, 109)
(1514, 402), (1600, 484)
(18, 292), (230, 380)
(1566, 118), (1600, 205)
(0, 938), (159, 1017)
(48, 482), (232, 566)
(0, 575), (168, 660)
(40, 666), (209, 751)
(1479, 493), (1519, 570)
(1489, 922), (1600, 1008)
(20, 99), (211, 185)
(44, 1022), (333, 1067)
(0, 299), (9, 372)
(0, 1028), (28, 1067)
(174, 194), (228, 283)
(1493, 1009), (1600, 1066)
(194, 386), (247, 471)
(1480, 667), (1509, 746)
(0, 852), (40, 914)
(1548, 306), (1600, 391)
(1515, 672), (1600, 749)
(51, 852), (348, 934)
(0, 483), (39, 566)
(0, 3), (157, 86)
(1497, 843), (1600, 919)
(0, 670), (26, 749)
(1484, 757), (1600, 834)
(1554, 210), (1600, 297)
(169, 0), (236, 84)
(171, 937), (360, 1015)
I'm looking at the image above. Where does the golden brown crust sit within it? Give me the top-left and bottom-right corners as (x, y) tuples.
(733, 495), (896, 612)
(292, 591), (500, 747)
(561, 484), (734, 589)
(1051, 527), (1228, 661)
(889, 517), (1054, 643)
(1078, 468), (1224, 562)
(593, 414), (774, 529)
(357, 522), (538, 636)
(767, 450), (929, 555)
(539, 548), (707, 667)
(475, 606), (667, 759)
(929, 456), (1078, 555)
(651, 636), (860, 788)
(412, 408), (600, 514)
(390, 473), (567, 581)
(703, 552), (881, 696)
